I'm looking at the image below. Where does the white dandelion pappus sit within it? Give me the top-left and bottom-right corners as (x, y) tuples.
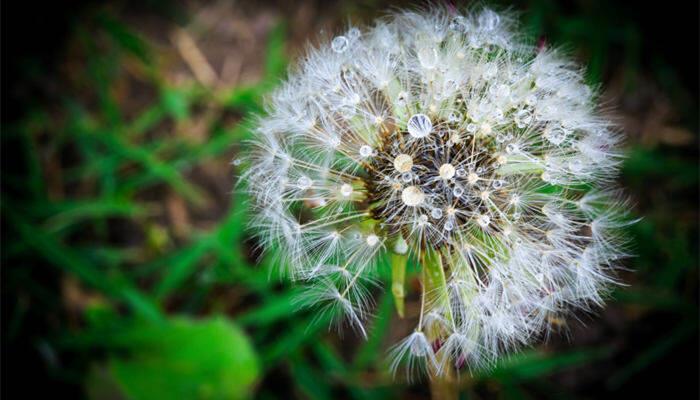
(241, 6), (633, 377)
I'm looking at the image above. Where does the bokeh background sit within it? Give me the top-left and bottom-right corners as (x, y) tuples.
(2, 1), (698, 399)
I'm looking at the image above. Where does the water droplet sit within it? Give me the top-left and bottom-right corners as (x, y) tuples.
(514, 109), (532, 128)
(366, 234), (379, 247)
(394, 238), (408, 254)
(340, 183), (353, 197)
(359, 145), (373, 158)
(506, 143), (518, 154)
(484, 63), (498, 78)
(331, 36), (349, 53)
(418, 214), (429, 224)
(297, 176), (312, 189)
(456, 168), (466, 177)
(347, 27), (361, 40)
(232, 158), (242, 166)
(407, 114), (433, 139)
(401, 172), (413, 183)
(449, 16), (468, 32)
(444, 220), (454, 231)
(568, 159), (583, 172)
(338, 104), (356, 119)
(477, 214), (491, 228)
(492, 180), (505, 189)
(478, 10), (501, 31)
(417, 47), (438, 69)
(396, 91), (409, 106)
(431, 208), (443, 219)
(439, 163), (456, 180)
(544, 125), (567, 145)
(453, 185), (464, 197)
(496, 84), (510, 98)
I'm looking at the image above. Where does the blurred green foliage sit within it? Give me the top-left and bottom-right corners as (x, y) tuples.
(2, 1), (697, 399)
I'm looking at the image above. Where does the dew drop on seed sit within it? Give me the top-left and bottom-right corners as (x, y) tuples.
(478, 10), (500, 31)
(338, 104), (356, 119)
(444, 220), (454, 231)
(453, 185), (464, 197)
(448, 111), (462, 123)
(401, 172), (413, 183)
(340, 183), (353, 197)
(449, 16), (468, 32)
(477, 214), (491, 228)
(359, 145), (373, 158)
(568, 159), (583, 172)
(232, 158), (242, 166)
(347, 27), (361, 40)
(431, 208), (443, 219)
(418, 214), (429, 224)
(297, 176), (312, 189)
(544, 125), (566, 145)
(394, 239), (408, 254)
(492, 180), (504, 189)
(407, 113), (433, 138)
(506, 143), (518, 154)
(331, 36), (349, 53)
(515, 109), (532, 128)
(417, 47), (438, 69)
(439, 163), (456, 180)
(366, 234), (379, 247)
(456, 168), (466, 177)
(396, 91), (408, 107)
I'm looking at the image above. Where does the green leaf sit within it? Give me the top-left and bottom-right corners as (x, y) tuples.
(87, 317), (259, 400)
(7, 211), (162, 322)
(161, 87), (190, 121)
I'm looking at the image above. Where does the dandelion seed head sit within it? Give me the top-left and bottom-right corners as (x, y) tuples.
(243, 5), (633, 377)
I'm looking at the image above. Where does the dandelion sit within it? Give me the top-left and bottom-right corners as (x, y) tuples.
(241, 6), (633, 378)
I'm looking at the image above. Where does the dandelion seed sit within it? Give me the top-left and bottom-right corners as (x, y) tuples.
(393, 154), (413, 173)
(402, 186), (425, 206)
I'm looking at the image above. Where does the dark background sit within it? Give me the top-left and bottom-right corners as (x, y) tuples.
(3, 1), (698, 399)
